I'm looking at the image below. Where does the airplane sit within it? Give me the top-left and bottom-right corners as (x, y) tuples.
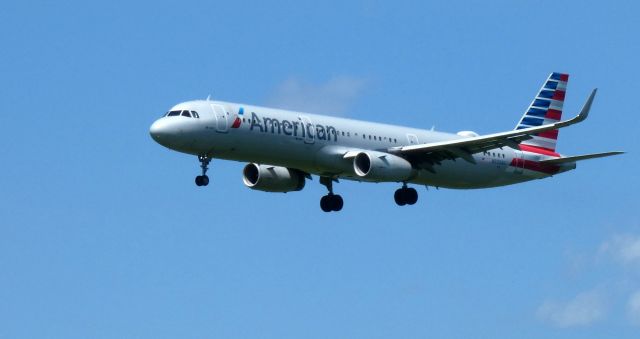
(149, 73), (623, 212)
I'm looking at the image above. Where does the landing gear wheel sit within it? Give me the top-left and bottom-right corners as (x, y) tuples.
(394, 189), (407, 206)
(319, 177), (344, 212)
(332, 194), (344, 211)
(195, 155), (212, 187)
(320, 195), (333, 212)
(394, 186), (418, 206)
(406, 187), (418, 205)
(195, 175), (209, 186)
(320, 194), (344, 212)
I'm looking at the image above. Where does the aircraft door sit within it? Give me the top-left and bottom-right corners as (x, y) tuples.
(210, 104), (228, 133)
(299, 116), (315, 144)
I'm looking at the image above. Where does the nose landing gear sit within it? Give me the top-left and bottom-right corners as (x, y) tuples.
(394, 184), (418, 206)
(195, 155), (211, 186)
(319, 176), (343, 212)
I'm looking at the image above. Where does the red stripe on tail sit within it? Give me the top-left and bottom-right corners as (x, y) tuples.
(546, 109), (562, 120)
(519, 144), (560, 156)
(537, 129), (558, 140)
(552, 90), (566, 101)
(510, 158), (561, 175)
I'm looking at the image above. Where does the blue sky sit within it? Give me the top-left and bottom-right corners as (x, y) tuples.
(1, 0), (639, 338)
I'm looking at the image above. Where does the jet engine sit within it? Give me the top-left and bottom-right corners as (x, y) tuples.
(242, 163), (306, 192)
(353, 151), (414, 182)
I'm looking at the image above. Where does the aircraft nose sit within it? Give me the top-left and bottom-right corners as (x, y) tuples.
(149, 118), (172, 143)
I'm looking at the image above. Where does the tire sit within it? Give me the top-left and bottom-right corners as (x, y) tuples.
(201, 175), (209, 186)
(332, 195), (344, 211)
(195, 176), (203, 186)
(394, 189), (406, 206)
(320, 195), (332, 212)
(406, 187), (418, 205)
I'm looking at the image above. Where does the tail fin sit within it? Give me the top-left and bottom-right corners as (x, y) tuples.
(515, 72), (569, 153)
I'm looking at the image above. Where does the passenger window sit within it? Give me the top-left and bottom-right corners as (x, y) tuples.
(167, 110), (181, 116)
(181, 110), (191, 117)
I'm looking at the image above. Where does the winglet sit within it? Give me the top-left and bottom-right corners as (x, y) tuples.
(574, 88), (597, 123)
(552, 88), (597, 129)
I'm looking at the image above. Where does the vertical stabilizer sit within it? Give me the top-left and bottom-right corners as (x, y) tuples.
(515, 72), (569, 153)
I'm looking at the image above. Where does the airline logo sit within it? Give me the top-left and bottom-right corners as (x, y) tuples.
(231, 107), (244, 128)
(516, 72), (569, 153)
(230, 108), (339, 142)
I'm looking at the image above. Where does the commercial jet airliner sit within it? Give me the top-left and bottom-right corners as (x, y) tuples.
(150, 73), (622, 212)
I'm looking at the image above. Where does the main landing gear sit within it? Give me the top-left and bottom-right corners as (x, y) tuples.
(319, 176), (343, 212)
(394, 184), (418, 206)
(195, 155), (211, 186)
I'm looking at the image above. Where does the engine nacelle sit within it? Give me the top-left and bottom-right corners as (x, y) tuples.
(242, 163), (306, 192)
(353, 151), (414, 182)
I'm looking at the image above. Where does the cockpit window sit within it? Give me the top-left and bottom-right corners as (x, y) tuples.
(181, 110), (192, 117)
(167, 110), (181, 117)
(191, 111), (200, 118)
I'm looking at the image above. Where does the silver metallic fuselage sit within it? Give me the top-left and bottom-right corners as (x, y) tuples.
(150, 100), (574, 189)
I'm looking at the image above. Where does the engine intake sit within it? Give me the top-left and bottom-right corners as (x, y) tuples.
(353, 151), (414, 182)
(242, 163), (306, 192)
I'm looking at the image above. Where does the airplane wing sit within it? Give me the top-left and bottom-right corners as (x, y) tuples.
(388, 89), (598, 168)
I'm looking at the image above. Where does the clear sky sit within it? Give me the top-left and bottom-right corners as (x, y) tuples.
(1, 1), (639, 338)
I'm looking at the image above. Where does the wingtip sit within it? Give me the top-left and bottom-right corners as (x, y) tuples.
(576, 89), (597, 122)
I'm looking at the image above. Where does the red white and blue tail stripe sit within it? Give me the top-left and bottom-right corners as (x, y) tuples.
(515, 72), (568, 154)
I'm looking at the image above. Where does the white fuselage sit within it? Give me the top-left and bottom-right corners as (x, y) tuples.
(150, 100), (573, 189)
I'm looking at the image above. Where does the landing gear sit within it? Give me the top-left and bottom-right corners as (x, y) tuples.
(394, 184), (418, 206)
(195, 175), (209, 186)
(320, 194), (343, 212)
(195, 155), (211, 187)
(320, 176), (343, 212)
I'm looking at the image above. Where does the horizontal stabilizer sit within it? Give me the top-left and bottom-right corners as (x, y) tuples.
(539, 151), (624, 164)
